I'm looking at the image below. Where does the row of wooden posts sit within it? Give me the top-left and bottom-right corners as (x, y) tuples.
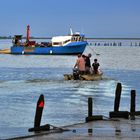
(86, 82), (138, 122)
(28, 82), (138, 132)
(88, 42), (140, 47)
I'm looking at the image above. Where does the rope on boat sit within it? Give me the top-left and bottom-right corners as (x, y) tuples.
(88, 46), (100, 55)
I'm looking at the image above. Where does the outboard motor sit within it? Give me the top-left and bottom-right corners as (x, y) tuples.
(73, 68), (79, 80)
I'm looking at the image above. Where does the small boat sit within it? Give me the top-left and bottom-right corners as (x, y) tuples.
(64, 72), (103, 81)
(11, 25), (87, 55)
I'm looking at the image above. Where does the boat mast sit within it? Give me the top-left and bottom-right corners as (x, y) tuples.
(26, 25), (30, 42)
(70, 27), (73, 35)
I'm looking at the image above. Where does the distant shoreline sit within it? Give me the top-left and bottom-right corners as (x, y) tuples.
(86, 37), (140, 40)
(0, 37), (140, 40)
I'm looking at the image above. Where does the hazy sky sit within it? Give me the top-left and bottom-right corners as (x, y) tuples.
(0, 0), (140, 37)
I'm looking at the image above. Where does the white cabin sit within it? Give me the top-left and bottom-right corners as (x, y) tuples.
(51, 36), (72, 46)
(51, 34), (85, 47)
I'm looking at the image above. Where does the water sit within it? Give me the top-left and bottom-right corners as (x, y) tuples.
(0, 39), (140, 139)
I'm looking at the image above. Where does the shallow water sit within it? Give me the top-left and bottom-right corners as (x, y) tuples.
(0, 39), (140, 138)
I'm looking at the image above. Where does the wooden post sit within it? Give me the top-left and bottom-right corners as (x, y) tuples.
(34, 94), (44, 128)
(86, 97), (103, 122)
(88, 97), (92, 117)
(130, 90), (136, 120)
(114, 83), (122, 112)
(109, 83), (129, 119)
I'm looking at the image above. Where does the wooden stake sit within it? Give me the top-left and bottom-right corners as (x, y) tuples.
(130, 90), (136, 120)
(114, 83), (122, 112)
(88, 97), (93, 117)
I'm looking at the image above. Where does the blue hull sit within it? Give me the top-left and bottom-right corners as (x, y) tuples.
(11, 41), (87, 55)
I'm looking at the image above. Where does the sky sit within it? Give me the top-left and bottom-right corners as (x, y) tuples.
(0, 0), (140, 38)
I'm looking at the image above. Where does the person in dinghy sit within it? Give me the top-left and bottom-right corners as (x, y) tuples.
(92, 58), (100, 74)
(74, 54), (86, 75)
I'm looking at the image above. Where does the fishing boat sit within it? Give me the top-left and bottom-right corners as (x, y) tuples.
(11, 25), (87, 55)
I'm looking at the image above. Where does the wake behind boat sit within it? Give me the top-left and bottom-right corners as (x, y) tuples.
(11, 25), (87, 55)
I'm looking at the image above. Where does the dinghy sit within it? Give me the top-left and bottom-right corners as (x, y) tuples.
(64, 72), (103, 81)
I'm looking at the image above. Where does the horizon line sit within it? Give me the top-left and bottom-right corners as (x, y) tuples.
(0, 36), (140, 40)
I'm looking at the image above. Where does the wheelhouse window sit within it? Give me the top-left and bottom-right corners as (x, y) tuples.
(64, 39), (70, 44)
(53, 42), (62, 45)
(71, 35), (85, 42)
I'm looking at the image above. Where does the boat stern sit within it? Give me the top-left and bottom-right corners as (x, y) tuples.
(11, 46), (24, 54)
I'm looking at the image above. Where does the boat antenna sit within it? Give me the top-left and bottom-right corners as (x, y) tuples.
(70, 27), (73, 35)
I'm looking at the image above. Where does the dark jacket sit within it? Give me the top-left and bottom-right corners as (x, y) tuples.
(92, 62), (100, 74)
(85, 56), (91, 67)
